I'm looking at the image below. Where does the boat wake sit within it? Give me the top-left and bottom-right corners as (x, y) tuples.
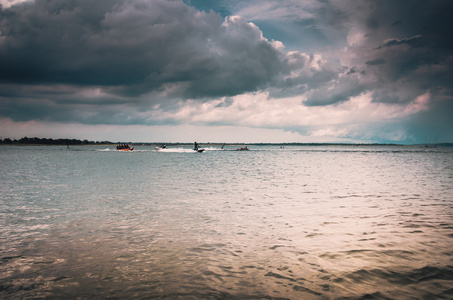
(155, 147), (228, 153)
(155, 148), (206, 153)
(96, 148), (151, 152)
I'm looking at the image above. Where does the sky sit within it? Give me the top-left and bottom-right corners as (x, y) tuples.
(0, 0), (452, 144)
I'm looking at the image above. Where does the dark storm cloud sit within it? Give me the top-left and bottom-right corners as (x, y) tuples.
(0, 0), (290, 102)
(303, 71), (367, 106)
(230, 0), (452, 112)
(267, 51), (340, 99)
(1, 0), (452, 143)
(375, 35), (424, 49)
(365, 59), (385, 66)
(298, 0), (453, 108)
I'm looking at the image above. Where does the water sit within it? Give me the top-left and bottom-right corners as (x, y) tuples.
(1, 145), (453, 299)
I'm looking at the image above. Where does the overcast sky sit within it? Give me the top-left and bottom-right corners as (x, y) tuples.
(1, 0), (452, 143)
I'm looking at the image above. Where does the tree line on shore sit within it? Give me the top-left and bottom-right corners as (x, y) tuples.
(2, 136), (452, 147)
(0, 137), (114, 145)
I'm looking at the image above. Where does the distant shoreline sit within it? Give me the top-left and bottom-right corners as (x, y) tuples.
(1, 136), (451, 147)
(1, 142), (451, 147)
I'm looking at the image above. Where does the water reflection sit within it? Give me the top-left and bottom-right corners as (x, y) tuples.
(1, 145), (452, 299)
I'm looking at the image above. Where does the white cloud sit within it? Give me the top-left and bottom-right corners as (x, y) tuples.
(0, 117), (313, 143)
(135, 90), (433, 139)
(346, 27), (367, 47)
(308, 127), (350, 138)
(235, 0), (319, 21)
(0, 0), (32, 9)
(402, 91), (430, 115)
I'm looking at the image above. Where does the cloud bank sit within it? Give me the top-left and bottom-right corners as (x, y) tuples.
(0, 0), (452, 143)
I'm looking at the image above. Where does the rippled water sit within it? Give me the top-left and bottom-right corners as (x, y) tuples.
(1, 145), (453, 299)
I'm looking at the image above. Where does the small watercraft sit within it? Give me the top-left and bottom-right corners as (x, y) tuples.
(118, 147), (134, 151)
(193, 142), (204, 153)
(236, 146), (249, 151)
(155, 144), (167, 151)
(117, 144), (134, 151)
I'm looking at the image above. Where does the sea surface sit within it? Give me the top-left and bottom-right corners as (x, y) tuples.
(1, 144), (453, 299)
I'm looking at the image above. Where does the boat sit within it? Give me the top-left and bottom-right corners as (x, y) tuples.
(236, 146), (249, 151)
(117, 144), (134, 151)
(193, 142), (204, 153)
(155, 144), (167, 151)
